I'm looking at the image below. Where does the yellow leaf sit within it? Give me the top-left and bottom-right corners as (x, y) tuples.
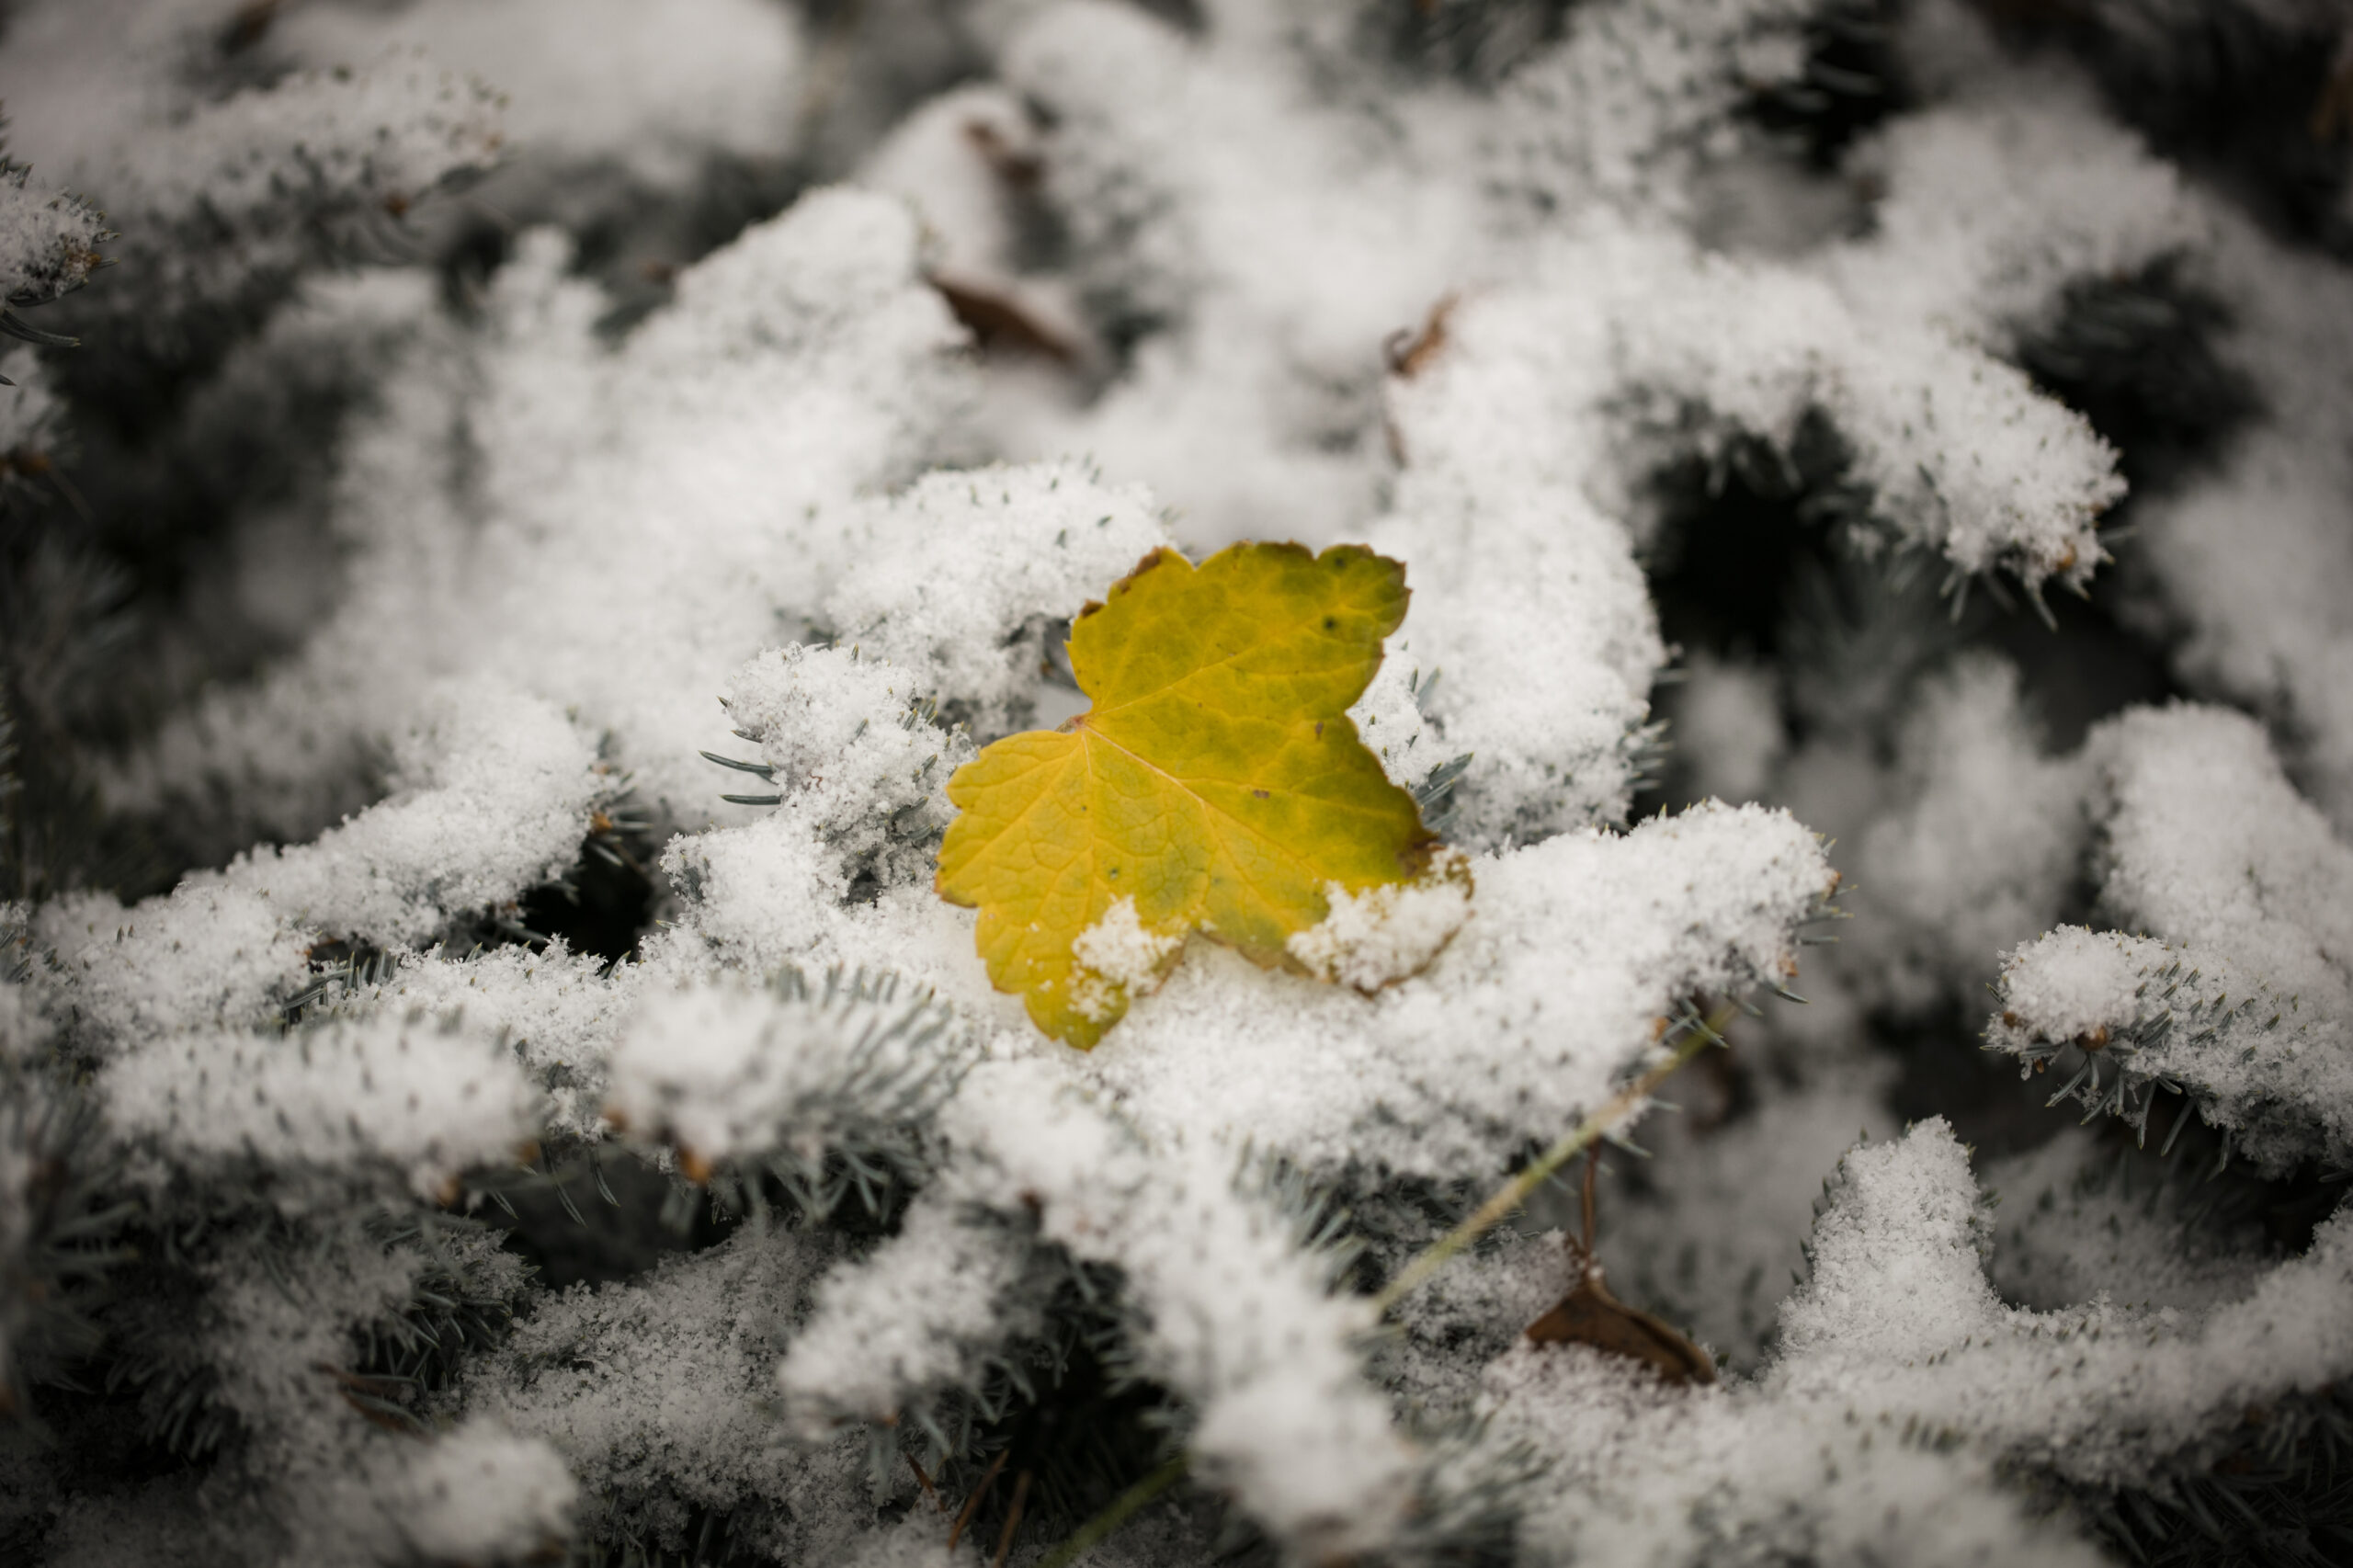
(935, 541), (1466, 1047)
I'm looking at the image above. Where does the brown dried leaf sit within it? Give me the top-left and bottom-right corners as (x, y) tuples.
(1526, 1265), (1717, 1386)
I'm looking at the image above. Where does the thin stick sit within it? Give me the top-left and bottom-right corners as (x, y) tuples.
(948, 1449), (1008, 1551)
(1371, 1003), (1736, 1317)
(1034, 1456), (1191, 1568)
(991, 1469), (1033, 1568)
(907, 1450), (940, 1510)
(1578, 1147), (1598, 1263)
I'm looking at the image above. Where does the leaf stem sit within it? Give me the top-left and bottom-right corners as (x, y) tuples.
(1370, 1002), (1737, 1317)
(1034, 1456), (1190, 1568)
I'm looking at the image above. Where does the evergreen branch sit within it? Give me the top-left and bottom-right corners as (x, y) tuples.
(1371, 1001), (1738, 1316)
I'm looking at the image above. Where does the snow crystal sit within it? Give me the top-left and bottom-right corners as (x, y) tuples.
(32, 883), (309, 1055)
(1080, 801), (1836, 1176)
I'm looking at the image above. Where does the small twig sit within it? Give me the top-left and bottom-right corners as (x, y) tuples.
(1034, 1456), (1191, 1568)
(1578, 1146), (1598, 1264)
(948, 1448), (1008, 1551)
(907, 1450), (941, 1511)
(1371, 1003), (1738, 1316)
(991, 1469), (1033, 1568)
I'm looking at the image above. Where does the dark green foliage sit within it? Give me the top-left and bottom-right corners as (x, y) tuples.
(1983, 0), (2353, 256)
(2015, 254), (2262, 493)
(0, 1081), (137, 1414)
(1745, 0), (1911, 165)
(2078, 1383), (2353, 1568)
(472, 1148), (738, 1291)
(347, 1217), (527, 1414)
(1643, 412), (1864, 668)
(1379, 0), (1580, 83)
(570, 1504), (756, 1568)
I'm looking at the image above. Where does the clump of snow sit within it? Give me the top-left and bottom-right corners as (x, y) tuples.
(381, 1421), (579, 1563)
(824, 460), (1172, 730)
(1662, 652), (1785, 805)
(1286, 848), (1473, 993)
(102, 1005), (539, 1200)
(1473, 1116), (2353, 1566)
(1845, 655), (2087, 1014)
(57, 47), (503, 335)
(1982, 1126), (2271, 1316)
(114, 185), (973, 840)
(1833, 91), (2207, 347)
(719, 642), (973, 887)
(1069, 896), (1184, 1024)
(275, 0), (805, 191)
(319, 941), (640, 1142)
(32, 882), (310, 1056)
(604, 972), (972, 1169)
(1989, 704), (2353, 1171)
(0, 159), (106, 309)
(1343, 642), (1438, 790)
(1489, 0), (1815, 221)
(1991, 925), (2151, 1051)
(219, 684), (601, 947)
(1768, 1120), (2353, 1489)
(776, 1191), (1048, 1439)
(938, 1060), (1416, 1561)
(1776, 1118), (1998, 1363)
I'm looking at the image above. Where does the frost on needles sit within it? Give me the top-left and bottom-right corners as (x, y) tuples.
(6, 3), (2353, 1567)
